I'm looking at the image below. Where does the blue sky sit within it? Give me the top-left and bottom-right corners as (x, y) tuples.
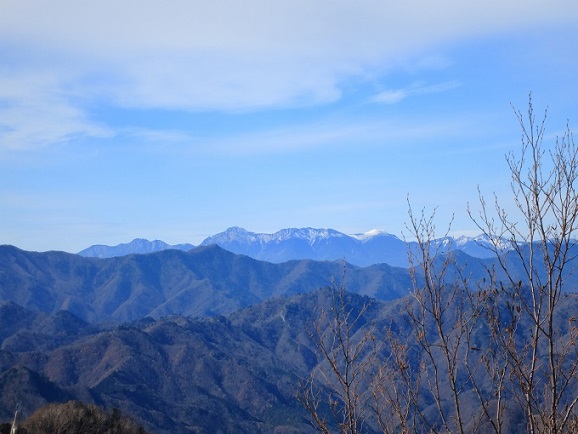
(1, 1), (578, 252)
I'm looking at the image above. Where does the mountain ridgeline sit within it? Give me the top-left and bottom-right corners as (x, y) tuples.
(77, 227), (499, 266)
(3, 234), (578, 432)
(0, 244), (411, 323)
(3, 240), (578, 324)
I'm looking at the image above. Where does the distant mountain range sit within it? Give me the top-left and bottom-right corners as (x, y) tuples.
(4, 241), (575, 325)
(0, 244), (412, 323)
(2, 237), (578, 432)
(78, 238), (194, 258)
(78, 227), (499, 267)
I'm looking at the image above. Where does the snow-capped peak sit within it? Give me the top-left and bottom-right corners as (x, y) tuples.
(202, 227), (347, 246)
(454, 233), (512, 250)
(205, 227), (261, 244)
(273, 228), (345, 243)
(350, 229), (389, 241)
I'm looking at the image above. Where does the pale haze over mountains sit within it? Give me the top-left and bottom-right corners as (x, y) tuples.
(78, 226), (498, 267)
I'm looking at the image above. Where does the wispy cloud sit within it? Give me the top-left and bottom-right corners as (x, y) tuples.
(180, 112), (483, 157)
(373, 81), (461, 104)
(0, 0), (576, 151)
(0, 73), (112, 150)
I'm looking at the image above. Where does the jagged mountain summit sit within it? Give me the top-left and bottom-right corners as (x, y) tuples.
(430, 234), (504, 260)
(77, 227), (506, 266)
(77, 238), (194, 258)
(200, 227), (409, 267)
(199, 227), (505, 267)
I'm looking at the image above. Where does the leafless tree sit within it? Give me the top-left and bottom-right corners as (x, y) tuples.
(301, 214), (503, 434)
(302, 96), (578, 434)
(470, 95), (578, 433)
(368, 325), (416, 434)
(400, 204), (505, 434)
(298, 272), (378, 434)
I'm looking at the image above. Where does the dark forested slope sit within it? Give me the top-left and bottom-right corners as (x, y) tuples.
(0, 244), (412, 322)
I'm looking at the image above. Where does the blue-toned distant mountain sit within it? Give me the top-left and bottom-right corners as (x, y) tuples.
(77, 227), (501, 266)
(78, 238), (194, 258)
(199, 227), (500, 267)
(0, 244), (411, 323)
(199, 227), (410, 267)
